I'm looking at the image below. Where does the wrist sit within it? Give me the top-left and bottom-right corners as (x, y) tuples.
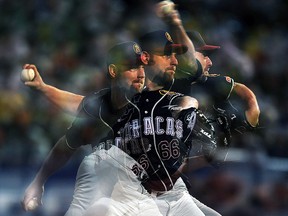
(168, 20), (183, 28)
(38, 83), (50, 94)
(244, 113), (258, 128)
(34, 176), (43, 184)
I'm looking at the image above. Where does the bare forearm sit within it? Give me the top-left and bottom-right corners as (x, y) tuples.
(169, 21), (195, 55)
(167, 11), (198, 76)
(40, 84), (84, 114)
(34, 136), (75, 184)
(245, 98), (260, 127)
(233, 83), (260, 126)
(23, 64), (84, 114)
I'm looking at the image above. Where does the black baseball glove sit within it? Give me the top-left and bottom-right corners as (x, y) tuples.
(213, 105), (256, 138)
(177, 107), (217, 159)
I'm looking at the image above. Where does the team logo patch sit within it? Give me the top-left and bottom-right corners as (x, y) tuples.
(185, 112), (196, 122)
(133, 43), (142, 54)
(165, 32), (173, 43)
(225, 76), (232, 83)
(185, 111), (196, 129)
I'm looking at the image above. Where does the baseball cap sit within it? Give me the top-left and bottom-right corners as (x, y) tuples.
(186, 30), (220, 52)
(139, 30), (188, 56)
(107, 41), (146, 68)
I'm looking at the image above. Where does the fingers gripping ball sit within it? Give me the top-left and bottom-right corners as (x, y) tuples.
(26, 197), (39, 211)
(157, 0), (175, 17)
(21, 68), (35, 82)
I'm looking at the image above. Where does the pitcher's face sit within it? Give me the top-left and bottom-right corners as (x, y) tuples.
(147, 53), (178, 84)
(117, 65), (145, 94)
(195, 51), (213, 75)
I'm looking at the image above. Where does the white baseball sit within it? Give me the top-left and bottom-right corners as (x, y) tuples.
(21, 68), (35, 82)
(160, 1), (175, 15)
(26, 198), (39, 211)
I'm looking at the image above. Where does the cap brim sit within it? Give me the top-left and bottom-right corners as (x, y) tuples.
(196, 45), (220, 51)
(166, 44), (188, 55)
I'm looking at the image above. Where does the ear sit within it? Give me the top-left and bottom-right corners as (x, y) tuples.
(108, 64), (117, 78)
(141, 51), (150, 65)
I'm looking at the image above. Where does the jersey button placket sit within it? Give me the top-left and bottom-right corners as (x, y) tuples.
(144, 98), (149, 114)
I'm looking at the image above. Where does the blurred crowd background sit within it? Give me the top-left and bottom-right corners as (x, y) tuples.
(0, 0), (287, 215)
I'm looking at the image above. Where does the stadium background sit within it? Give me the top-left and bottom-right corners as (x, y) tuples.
(0, 0), (287, 215)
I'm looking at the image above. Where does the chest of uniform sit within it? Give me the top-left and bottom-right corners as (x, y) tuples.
(115, 93), (184, 139)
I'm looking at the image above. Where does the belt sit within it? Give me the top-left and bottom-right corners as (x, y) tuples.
(150, 190), (166, 197)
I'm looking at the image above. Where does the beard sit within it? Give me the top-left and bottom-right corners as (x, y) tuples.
(151, 70), (174, 87)
(126, 82), (144, 96)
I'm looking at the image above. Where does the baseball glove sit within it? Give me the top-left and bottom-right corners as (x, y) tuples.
(190, 109), (218, 161)
(213, 105), (256, 137)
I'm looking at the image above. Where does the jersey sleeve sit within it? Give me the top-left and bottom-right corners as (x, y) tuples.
(172, 60), (203, 94)
(65, 93), (104, 149)
(205, 75), (235, 101)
